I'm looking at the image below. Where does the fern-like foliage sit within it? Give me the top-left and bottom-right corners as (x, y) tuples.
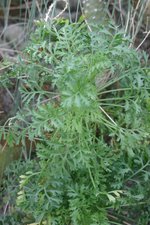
(0, 19), (150, 225)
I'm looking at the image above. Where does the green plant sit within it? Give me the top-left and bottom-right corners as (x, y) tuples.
(0, 160), (38, 225)
(0, 18), (150, 225)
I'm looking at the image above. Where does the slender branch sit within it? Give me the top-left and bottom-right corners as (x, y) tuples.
(136, 29), (150, 50)
(99, 106), (118, 126)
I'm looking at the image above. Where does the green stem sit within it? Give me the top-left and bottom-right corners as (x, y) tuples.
(88, 168), (96, 189)
(125, 160), (150, 182)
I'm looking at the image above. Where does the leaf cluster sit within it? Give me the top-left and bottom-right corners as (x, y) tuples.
(0, 19), (150, 225)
